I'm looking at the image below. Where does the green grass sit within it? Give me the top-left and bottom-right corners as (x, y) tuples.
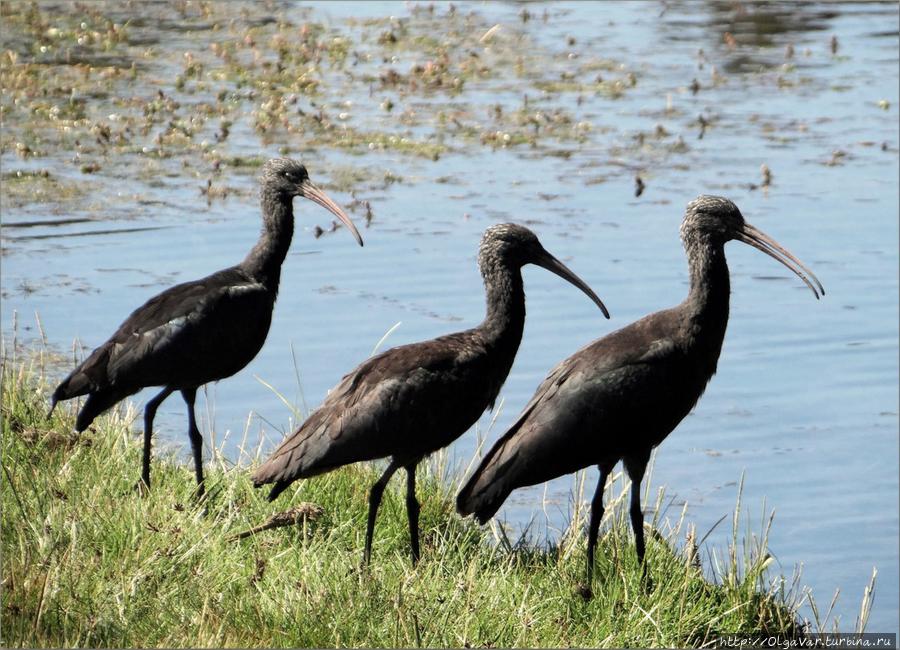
(2, 353), (821, 647)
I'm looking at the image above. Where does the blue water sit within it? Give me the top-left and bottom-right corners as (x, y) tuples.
(2, 1), (897, 635)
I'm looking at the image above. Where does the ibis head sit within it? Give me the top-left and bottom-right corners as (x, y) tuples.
(480, 223), (610, 317)
(682, 195), (824, 299)
(260, 158), (364, 246)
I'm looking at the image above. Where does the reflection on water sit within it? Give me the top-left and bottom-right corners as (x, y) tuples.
(1, 0), (897, 635)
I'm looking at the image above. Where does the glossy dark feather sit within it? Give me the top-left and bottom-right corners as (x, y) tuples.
(53, 268), (272, 416)
(457, 307), (704, 522)
(457, 196), (824, 595)
(253, 222), (608, 565)
(256, 328), (512, 500)
(49, 158), (362, 494)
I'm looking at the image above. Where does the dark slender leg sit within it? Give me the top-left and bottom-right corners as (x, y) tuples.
(142, 387), (174, 491)
(181, 387), (204, 498)
(405, 463), (421, 565)
(363, 460), (401, 566)
(585, 465), (611, 590)
(624, 455), (650, 586)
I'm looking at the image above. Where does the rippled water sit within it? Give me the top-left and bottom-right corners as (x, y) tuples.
(2, 0), (897, 635)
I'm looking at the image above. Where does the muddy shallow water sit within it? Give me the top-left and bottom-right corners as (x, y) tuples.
(2, 0), (897, 634)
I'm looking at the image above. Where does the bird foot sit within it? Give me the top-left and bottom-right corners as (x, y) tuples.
(576, 583), (594, 601)
(640, 568), (655, 593)
(133, 480), (150, 497)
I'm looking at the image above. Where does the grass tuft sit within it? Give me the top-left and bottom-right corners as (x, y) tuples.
(2, 354), (817, 647)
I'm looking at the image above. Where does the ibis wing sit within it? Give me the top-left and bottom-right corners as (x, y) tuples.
(253, 333), (482, 489)
(458, 314), (682, 520)
(54, 267), (272, 399)
(506, 324), (678, 443)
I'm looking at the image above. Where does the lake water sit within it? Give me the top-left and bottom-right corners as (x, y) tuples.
(1, 0), (897, 635)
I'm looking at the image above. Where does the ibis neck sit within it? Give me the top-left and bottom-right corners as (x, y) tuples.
(242, 192), (294, 292)
(478, 259), (526, 357)
(682, 236), (730, 366)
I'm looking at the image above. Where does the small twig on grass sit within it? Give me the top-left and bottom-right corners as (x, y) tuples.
(227, 503), (325, 542)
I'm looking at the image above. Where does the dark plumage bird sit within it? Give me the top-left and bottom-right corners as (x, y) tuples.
(252, 223), (609, 565)
(457, 196), (824, 593)
(49, 158), (363, 495)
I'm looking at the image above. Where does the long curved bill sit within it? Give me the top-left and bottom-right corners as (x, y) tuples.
(535, 249), (610, 319)
(299, 179), (364, 247)
(736, 222), (824, 299)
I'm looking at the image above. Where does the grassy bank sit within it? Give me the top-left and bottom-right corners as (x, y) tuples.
(2, 354), (811, 647)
